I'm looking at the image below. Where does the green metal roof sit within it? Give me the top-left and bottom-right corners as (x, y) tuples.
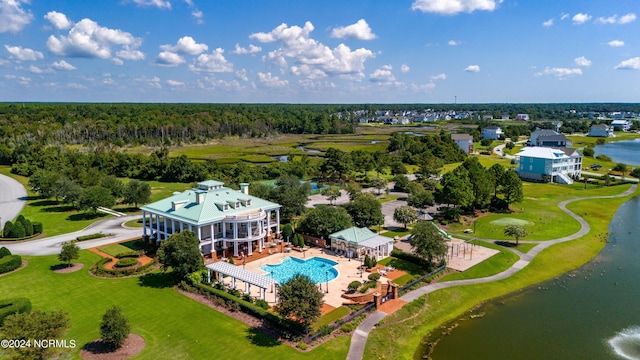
(140, 181), (281, 225)
(329, 227), (377, 243)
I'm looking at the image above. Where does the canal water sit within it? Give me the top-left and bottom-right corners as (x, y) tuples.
(427, 195), (640, 360)
(595, 139), (640, 166)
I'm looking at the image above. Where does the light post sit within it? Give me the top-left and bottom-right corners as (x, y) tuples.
(325, 271), (329, 293)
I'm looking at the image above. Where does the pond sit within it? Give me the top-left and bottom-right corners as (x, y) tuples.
(594, 139), (640, 166)
(427, 196), (640, 359)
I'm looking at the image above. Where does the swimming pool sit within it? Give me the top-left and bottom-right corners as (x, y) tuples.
(260, 257), (338, 284)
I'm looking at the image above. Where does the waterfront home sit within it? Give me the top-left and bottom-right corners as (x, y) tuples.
(329, 227), (394, 260)
(451, 133), (474, 154)
(515, 147), (582, 184)
(516, 113), (530, 121)
(587, 124), (614, 137)
(529, 129), (571, 147)
(481, 126), (504, 140)
(140, 181), (281, 258)
(611, 119), (631, 131)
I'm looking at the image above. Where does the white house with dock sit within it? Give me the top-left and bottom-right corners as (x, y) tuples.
(140, 180), (281, 258)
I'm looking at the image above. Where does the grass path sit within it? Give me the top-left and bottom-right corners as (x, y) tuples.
(348, 183), (637, 360)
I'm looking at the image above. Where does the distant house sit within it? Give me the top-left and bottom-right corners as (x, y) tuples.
(515, 147), (582, 184)
(516, 114), (530, 121)
(587, 124), (614, 137)
(358, 117), (370, 124)
(481, 126), (504, 140)
(451, 133), (473, 154)
(529, 129), (571, 147)
(501, 113), (510, 120)
(611, 119), (631, 131)
(483, 115), (494, 120)
(329, 227), (394, 260)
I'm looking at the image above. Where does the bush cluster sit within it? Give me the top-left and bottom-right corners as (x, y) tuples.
(114, 250), (142, 259)
(76, 233), (106, 241)
(390, 249), (433, 271)
(0, 298), (32, 325)
(0, 246), (10, 258)
(363, 254), (377, 269)
(0, 254), (22, 274)
(2, 215), (41, 239)
(358, 280), (378, 293)
(368, 273), (381, 281)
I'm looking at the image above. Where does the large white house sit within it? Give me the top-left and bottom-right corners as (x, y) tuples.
(140, 181), (281, 258)
(611, 119), (631, 131)
(587, 124), (614, 137)
(451, 133), (473, 154)
(515, 147), (582, 184)
(481, 126), (504, 140)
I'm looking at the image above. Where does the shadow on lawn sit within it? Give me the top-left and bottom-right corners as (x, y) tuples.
(246, 326), (281, 347)
(66, 212), (107, 221)
(494, 240), (518, 248)
(138, 272), (175, 288)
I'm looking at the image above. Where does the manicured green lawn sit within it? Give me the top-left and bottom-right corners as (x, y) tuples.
(380, 228), (411, 239)
(377, 256), (424, 277)
(312, 306), (350, 332)
(439, 240), (519, 282)
(125, 218), (144, 228)
(0, 252), (349, 359)
(364, 185), (639, 360)
(97, 243), (133, 256)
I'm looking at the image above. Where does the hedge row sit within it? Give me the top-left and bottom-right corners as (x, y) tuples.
(0, 298), (32, 325)
(0, 255), (22, 274)
(0, 246), (11, 259)
(76, 233), (106, 242)
(114, 250), (142, 259)
(90, 257), (156, 277)
(390, 249), (433, 271)
(191, 281), (304, 335)
(115, 258), (138, 268)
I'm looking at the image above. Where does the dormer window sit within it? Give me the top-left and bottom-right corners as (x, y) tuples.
(224, 204), (229, 211)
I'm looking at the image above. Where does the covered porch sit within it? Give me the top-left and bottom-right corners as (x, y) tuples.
(206, 261), (278, 302)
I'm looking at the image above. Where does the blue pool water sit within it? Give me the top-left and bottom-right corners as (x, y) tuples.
(261, 257), (338, 284)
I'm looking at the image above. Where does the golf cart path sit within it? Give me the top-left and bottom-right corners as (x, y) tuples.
(347, 183), (637, 360)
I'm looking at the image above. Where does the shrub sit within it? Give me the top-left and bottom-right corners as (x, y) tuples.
(0, 246), (11, 259)
(3, 221), (13, 238)
(296, 342), (308, 350)
(114, 250), (141, 259)
(0, 298), (32, 325)
(255, 299), (270, 310)
(359, 281), (378, 293)
(340, 322), (355, 333)
(348, 281), (361, 291)
(90, 257), (156, 277)
(242, 293), (254, 303)
(76, 233), (106, 242)
(227, 288), (241, 297)
(0, 255), (22, 274)
(114, 258), (138, 268)
(368, 273), (381, 281)
(32, 221), (43, 235)
(318, 324), (334, 337)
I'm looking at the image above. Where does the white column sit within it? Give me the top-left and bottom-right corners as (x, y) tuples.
(247, 240), (252, 256)
(171, 219), (175, 235)
(155, 214), (160, 240)
(275, 209), (280, 234)
(163, 217), (168, 239)
(188, 224), (193, 232)
(222, 223), (226, 238)
(142, 211), (147, 237)
(180, 221), (184, 232)
(210, 224), (215, 248)
(234, 242), (238, 257)
(233, 223), (238, 239)
(197, 226), (202, 241)
(266, 211), (271, 234)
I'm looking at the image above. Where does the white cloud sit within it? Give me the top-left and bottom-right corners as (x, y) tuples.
(29, 65), (42, 73)
(257, 72), (288, 88)
(597, 13), (636, 25)
(46, 18), (143, 60)
(250, 21), (374, 79)
(574, 56), (591, 67)
(560, 13), (569, 21)
(116, 49), (145, 60)
(232, 43), (261, 55)
(235, 69), (248, 81)
(160, 36), (208, 55)
(464, 64), (480, 72)
(535, 67), (582, 79)
(330, 19), (376, 40)
(608, 40), (624, 47)
(189, 48), (233, 73)
(0, 0), (33, 33)
(111, 57), (124, 66)
(572, 13), (591, 25)
(155, 51), (184, 66)
(44, 11), (72, 30)
(4, 45), (43, 61)
(448, 40), (460, 46)
(401, 64), (410, 73)
(619, 13), (636, 24)
(369, 65), (396, 83)
(431, 73), (447, 80)
(542, 18), (554, 27)
(192, 10), (203, 24)
(167, 79), (184, 86)
(51, 60), (76, 70)
(614, 57), (640, 70)
(411, 0), (503, 15)
(129, 0), (171, 9)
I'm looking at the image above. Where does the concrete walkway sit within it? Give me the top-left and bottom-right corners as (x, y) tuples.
(346, 183), (637, 360)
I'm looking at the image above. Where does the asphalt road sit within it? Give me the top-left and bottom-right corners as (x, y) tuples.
(0, 174), (27, 230)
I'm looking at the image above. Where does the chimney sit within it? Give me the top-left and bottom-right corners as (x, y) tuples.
(196, 192), (205, 204)
(240, 183), (249, 195)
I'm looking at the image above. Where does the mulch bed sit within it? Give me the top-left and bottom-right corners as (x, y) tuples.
(0, 259), (28, 277)
(80, 334), (145, 360)
(53, 263), (85, 273)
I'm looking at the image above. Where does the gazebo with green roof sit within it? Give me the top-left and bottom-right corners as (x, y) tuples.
(140, 181), (281, 258)
(329, 226), (394, 260)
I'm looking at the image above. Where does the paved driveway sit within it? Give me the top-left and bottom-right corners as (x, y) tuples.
(0, 174), (27, 229)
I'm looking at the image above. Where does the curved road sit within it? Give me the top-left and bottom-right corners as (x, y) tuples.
(0, 174), (27, 230)
(347, 183), (638, 360)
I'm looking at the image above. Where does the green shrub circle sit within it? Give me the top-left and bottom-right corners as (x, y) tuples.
(114, 257), (138, 268)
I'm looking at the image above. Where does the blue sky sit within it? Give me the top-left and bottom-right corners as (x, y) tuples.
(1, 0), (639, 103)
